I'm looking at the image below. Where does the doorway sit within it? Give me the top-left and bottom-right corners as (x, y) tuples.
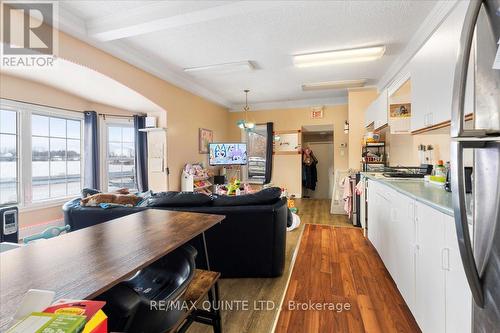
(301, 125), (334, 199)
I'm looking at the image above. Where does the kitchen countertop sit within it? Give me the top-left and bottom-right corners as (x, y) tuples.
(361, 172), (471, 218)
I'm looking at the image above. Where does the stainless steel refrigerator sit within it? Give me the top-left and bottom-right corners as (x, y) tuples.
(451, 0), (500, 332)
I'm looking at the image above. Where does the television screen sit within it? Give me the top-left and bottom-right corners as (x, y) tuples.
(209, 143), (248, 166)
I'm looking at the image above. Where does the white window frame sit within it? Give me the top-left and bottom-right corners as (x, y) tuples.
(99, 116), (136, 192)
(0, 104), (20, 206)
(0, 99), (84, 210)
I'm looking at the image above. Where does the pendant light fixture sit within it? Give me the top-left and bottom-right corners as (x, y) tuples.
(236, 89), (255, 131)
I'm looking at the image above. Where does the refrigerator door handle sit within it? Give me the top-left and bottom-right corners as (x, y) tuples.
(451, 140), (484, 307)
(451, 0), (487, 138)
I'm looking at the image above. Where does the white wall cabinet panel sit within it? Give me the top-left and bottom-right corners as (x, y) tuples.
(409, 2), (468, 132)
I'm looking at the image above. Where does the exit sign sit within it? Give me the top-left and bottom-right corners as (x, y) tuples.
(311, 107), (324, 119)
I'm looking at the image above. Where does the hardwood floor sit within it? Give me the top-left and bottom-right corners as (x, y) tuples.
(294, 199), (354, 227)
(275, 224), (421, 333)
(188, 199), (418, 333)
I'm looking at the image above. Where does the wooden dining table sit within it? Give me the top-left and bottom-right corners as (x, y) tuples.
(0, 209), (225, 331)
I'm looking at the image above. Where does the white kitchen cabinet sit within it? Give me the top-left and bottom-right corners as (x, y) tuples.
(364, 89), (388, 129)
(367, 180), (472, 333)
(390, 190), (416, 313)
(374, 89), (388, 130)
(409, 2), (468, 131)
(415, 202), (446, 333)
(444, 214), (472, 333)
(365, 99), (375, 127)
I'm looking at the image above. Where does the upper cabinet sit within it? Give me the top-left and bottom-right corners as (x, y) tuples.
(365, 89), (388, 130)
(409, 2), (468, 132)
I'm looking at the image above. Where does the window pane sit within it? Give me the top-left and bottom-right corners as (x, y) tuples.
(32, 137), (49, 161)
(31, 116), (83, 202)
(32, 160), (49, 201)
(50, 138), (66, 161)
(0, 110), (17, 134)
(32, 161), (49, 178)
(50, 117), (66, 138)
(0, 134), (17, 161)
(67, 178), (81, 195)
(108, 142), (122, 158)
(32, 177), (49, 201)
(50, 160), (66, 178)
(122, 142), (134, 158)
(50, 180), (66, 198)
(122, 127), (134, 142)
(108, 126), (121, 142)
(32, 115), (49, 136)
(0, 161), (17, 203)
(67, 160), (80, 177)
(66, 120), (80, 139)
(67, 139), (80, 161)
(107, 124), (136, 191)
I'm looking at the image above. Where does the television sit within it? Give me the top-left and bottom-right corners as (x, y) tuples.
(209, 143), (248, 166)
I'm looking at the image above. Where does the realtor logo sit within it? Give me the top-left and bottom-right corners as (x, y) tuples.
(1, 1), (58, 67)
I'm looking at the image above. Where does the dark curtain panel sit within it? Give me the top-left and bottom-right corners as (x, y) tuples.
(83, 111), (100, 190)
(134, 115), (148, 192)
(264, 122), (274, 183)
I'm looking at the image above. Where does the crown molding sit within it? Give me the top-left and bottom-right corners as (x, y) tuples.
(376, 0), (458, 92)
(229, 96), (348, 112)
(56, 6), (232, 108)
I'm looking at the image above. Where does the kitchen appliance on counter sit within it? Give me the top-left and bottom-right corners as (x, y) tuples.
(451, 0), (500, 331)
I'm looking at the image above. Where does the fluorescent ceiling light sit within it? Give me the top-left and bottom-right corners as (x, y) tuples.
(294, 46), (385, 68)
(302, 79), (367, 91)
(184, 61), (254, 73)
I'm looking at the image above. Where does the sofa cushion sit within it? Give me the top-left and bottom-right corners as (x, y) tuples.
(147, 191), (213, 207)
(212, 187), (282, 207)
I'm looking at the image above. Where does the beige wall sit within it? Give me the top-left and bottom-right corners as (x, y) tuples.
(227, 105), (348, 197)
(347, 89), (378, 170)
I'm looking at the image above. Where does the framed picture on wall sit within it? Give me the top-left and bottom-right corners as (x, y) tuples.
(199, 128), (213, 154)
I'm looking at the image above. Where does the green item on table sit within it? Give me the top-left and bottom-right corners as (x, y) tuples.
(430, 175), (446, 183)
(290, 207), (298, 214)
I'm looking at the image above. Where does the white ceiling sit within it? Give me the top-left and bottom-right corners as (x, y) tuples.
(1, 58), (165, 114)
(57, 1), (441, 109)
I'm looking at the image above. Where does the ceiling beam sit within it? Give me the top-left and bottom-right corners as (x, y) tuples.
(87, 1), (285, 42)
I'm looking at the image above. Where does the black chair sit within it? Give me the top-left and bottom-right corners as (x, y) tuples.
(96, 244), (197, 333)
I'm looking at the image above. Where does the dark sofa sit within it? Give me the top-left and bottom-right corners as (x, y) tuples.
(62, 189), (287, 278)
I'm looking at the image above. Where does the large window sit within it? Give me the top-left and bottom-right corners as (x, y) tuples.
(0, 110), (18, 205)
(106, 124), (135, 191)
(31, 114), (82, 201)
(0, 99), (84, 208)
